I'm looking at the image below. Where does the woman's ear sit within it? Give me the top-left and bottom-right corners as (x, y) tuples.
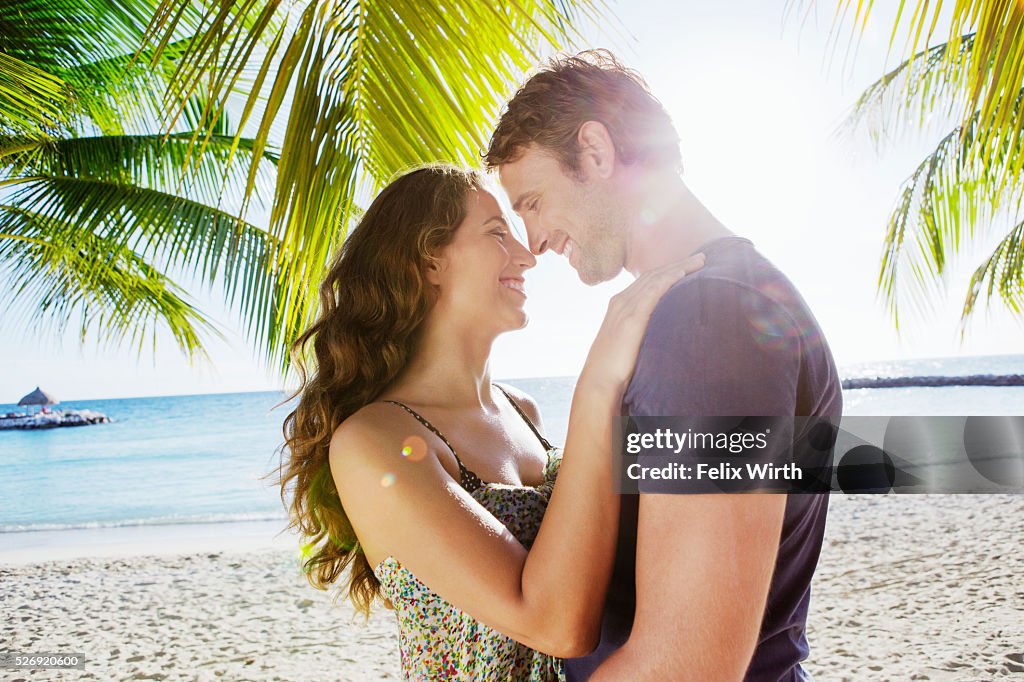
(424, 255), (445, 286)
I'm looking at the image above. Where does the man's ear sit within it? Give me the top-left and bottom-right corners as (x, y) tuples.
(577, 121), (616, 180)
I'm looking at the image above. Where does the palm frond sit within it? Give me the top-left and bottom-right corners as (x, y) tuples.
(839, 34), (975, 148)
(1, 132), (279, 212)
(801, 0), (1024, 333)
(0, 50), (70, 135)
(877, 85), (1024, 326)
(0, 1), (204, 135)
(0, 204), (218, 358)
(961, 218), (1024, 325)
(0, 0), (158, 62)
(60, 38), (194, 136)
(1, 175), (287, 357)
(818, 0), (1024, 205)
(140, 0), (604, 371)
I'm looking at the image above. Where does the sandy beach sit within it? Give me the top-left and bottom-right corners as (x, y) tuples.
(1, 521), (402, 680)
(3, 495), (1022, 681)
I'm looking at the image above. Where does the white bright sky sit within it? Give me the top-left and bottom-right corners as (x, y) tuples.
(2, 0), (1022, 402)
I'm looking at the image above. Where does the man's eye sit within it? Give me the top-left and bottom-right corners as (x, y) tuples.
(492, 230), (508, 239)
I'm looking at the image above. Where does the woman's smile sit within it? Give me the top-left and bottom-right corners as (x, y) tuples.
(500, 277), (527, 297)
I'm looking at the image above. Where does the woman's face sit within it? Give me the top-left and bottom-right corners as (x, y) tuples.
(429, 188), (536, 334)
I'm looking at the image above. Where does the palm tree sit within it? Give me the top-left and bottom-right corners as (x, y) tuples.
(136, 0), (602, 370)
(803, 0), (1024, 331)
(0, 0), (283, 360)
(2, 0), (601, 369)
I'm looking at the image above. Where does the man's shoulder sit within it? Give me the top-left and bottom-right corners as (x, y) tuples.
(653, 241), (806, 324)
(651, 270), (799, 330)
(656, 270), (767, 302)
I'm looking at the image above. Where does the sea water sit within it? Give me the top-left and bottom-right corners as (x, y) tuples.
(1, 355), (1021, 534)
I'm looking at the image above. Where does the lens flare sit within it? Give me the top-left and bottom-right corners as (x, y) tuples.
(401, 435), (428, 462)
(380, 473), (396, 488)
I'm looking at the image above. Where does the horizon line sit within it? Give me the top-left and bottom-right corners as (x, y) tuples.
(3, 351), (1023, 405)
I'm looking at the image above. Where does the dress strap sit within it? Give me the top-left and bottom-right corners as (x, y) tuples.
(381, 400), (484, 493)
(494, 384), (555, 452)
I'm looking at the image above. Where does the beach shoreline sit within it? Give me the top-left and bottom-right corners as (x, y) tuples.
(0, 519), (297, 567)
(3, 495), (1023, 680)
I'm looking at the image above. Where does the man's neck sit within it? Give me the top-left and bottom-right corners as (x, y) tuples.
(622, 174), (733, 276)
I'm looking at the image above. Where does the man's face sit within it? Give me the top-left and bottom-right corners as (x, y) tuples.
(498, 144), (626, 285)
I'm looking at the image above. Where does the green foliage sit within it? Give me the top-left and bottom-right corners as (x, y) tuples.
(140, 0), (602, 371)
(810, 0), (1024, 331)
(0, 0), (601, 368)
(0, 0), (286, 359)
(0, 51), (70, 135)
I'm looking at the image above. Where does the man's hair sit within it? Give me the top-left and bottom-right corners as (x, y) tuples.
(485, 49), (682, 173)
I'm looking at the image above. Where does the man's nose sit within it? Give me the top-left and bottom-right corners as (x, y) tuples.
(524, 219), (549, 256)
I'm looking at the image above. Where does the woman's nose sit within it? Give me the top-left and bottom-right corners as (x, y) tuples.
(514, 235), (537, 269)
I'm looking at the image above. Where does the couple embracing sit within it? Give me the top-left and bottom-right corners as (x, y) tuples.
(280, 50), (841, 681)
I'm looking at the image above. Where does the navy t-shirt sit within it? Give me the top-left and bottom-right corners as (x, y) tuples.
(565, 236), (842, 681)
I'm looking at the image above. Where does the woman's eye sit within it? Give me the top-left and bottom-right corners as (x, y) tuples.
(492, 230), (508, 240)
(528, 200), (539, 212)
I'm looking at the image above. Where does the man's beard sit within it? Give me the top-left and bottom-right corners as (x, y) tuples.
(574, 193), (625, 285)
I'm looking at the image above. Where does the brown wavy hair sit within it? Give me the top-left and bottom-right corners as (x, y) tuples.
(278, 164), (483, 615)
(485, 49), (681, 173)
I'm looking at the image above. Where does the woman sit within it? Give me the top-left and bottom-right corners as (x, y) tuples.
(280, 164), (703, 680)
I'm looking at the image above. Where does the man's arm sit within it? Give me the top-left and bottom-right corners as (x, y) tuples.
(593, 278), (799, 680)
(593, 493), (785, 680)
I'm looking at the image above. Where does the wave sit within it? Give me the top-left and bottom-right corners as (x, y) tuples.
(0, 511), (288, 534)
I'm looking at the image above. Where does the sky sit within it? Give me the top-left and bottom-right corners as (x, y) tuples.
(2, 0), (1022, 403)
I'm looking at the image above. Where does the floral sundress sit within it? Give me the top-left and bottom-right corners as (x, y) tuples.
(375, 387), (565, 681)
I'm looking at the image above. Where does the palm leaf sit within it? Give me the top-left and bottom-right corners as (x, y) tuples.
(1, 132), (279, 213)
(877, 86), (1024, 327)
(0, 1), (294, 361)
(61, 38), (195, 136)
(0, 205), (218, 358)
(0, 50), (70, 135)
(139, 0), (604, 371)
(961, 218), (1024, 324)
(1, 175), (287, 355)
(839, 34), (975, 148)
(802, 0), (1024, 333)
(0, 0), (203, 135)
(818, 0), (1024, 199)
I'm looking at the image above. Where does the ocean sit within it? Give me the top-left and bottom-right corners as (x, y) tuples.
(1, 355), (1022, 534)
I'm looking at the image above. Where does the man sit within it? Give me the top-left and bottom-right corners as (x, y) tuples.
(486, 50), (842, 681)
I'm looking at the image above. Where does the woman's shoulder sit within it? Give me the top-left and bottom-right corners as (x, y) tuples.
(328, 403), (409, 472)
(493, 382), (544, 427)
(328, 402), (464, 514)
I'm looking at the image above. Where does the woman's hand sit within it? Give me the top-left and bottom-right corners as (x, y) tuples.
(582, 253), (706, 393)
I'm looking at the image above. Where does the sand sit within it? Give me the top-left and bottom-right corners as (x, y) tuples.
(2, 495), (1022, 681)
(805, 494), (1024, 681)
(1, 545), (400, 680)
